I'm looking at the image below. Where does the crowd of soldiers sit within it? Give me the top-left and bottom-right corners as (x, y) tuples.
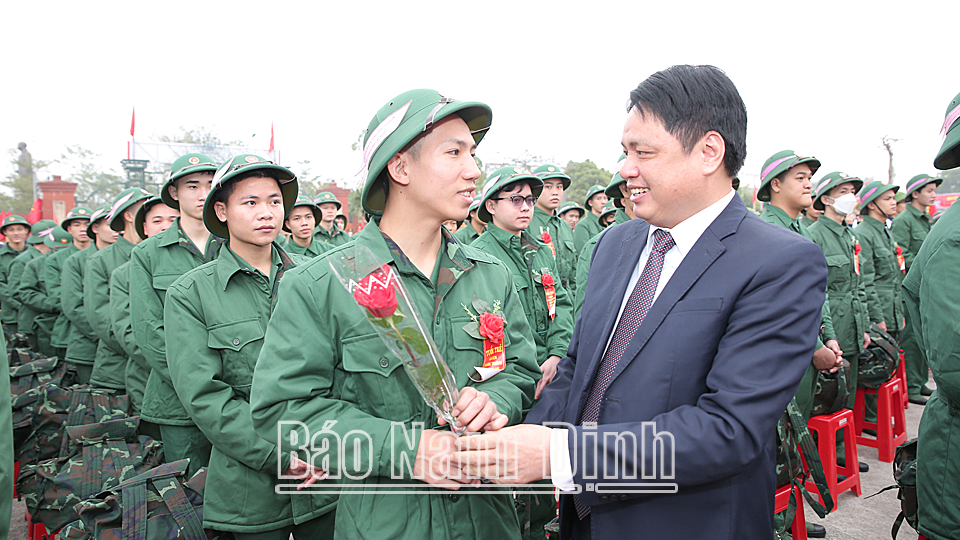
(1, 85), (959, 540)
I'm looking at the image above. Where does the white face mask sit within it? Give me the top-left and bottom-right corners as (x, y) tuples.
(830, 193), (858, 216)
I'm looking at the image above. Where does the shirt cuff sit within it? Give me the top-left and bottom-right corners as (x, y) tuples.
(550, 428), (577, 491)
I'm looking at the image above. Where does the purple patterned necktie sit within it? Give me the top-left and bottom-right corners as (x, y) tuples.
(574, 228), (675, 519)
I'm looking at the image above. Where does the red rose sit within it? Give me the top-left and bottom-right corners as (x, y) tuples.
(896, 246), (903, 256)
(854, 243), (862, 255)
(541, 231), (552, 244)
(354, 268), (398, 319)
(541, 273), (555, 287)
(479, 312), (505, 343)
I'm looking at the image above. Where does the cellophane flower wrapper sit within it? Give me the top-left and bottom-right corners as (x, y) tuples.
(328, 245), (466, 436)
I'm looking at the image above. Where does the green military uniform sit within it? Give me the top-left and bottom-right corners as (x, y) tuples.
(857, 182), (905, 333)
(283, 193), (333, 258)
(7, 220), (55, 348)
(531, 164), (578, 296)
(313, 192), (350, 247)
(911, 92), (960, 539)
(799, 213), (817, 229)
(1, 335), (12, 539)
(0, 215), (31, 332)
(86, 189), (154, 390)
(19, 227), (72, 356)
(893, 174), (942, 399)
(60, 206), (107, 383)
(572, 184), (606, 254)
(251, 89), (539, 540)
(109, 263), (142, 405)
(557, 201), (584, 225)
(807, 172), (868, 408)
(47, 206), (91, 361)
(453, 199), (483, 245)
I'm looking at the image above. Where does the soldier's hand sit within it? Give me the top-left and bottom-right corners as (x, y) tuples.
(413, 429), (479, 490)
(535, 355), (562, 399)
(285, 454), (328, 490)
(437, 387), (508, 433)
(453, 424), (552, 485)
(863, 332), (871, 349)
(812, 345), (839, 372)
(877, 321), (888, 333)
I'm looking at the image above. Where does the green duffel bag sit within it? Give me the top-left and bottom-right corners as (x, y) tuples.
(857, 323), (900, 389)
(811, 359), (851, 417)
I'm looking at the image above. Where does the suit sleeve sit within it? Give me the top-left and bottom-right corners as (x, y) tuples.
(60, 255), (97, 340)
(130, 246), (171, 383)
(568, 240), (827, 505)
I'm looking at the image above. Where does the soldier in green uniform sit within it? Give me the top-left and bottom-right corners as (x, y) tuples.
(19, 227), (72, 356)
(598, 199), (617, 227)
(8, 220), (56, 350)
(110, 196), (178, 435)
(130, 152), (221, 462)
(283, 193), (332, 258)
(856, 181), (904, 338)
(166, 154), (335, 539)
(335, 213), (348, 233)
(530, 164), (578, 295)
(557, 201), (584, 230)
(0, 215), (31, 335)
(85, 188), (153, 392)
(892, 173), (941, 404)
(895, 191), (907, 217)
(47, 206), (93, 375)
(251, 89), (540, 540)
(807, 171), (871, 472)
(800, 204), (821, 229)
(453, 197), (484, 244)
(313, 191), (349, 247)
(910, 89), (960, 540)
(573, 184), (608, 253)
(472, 166), (574, 539)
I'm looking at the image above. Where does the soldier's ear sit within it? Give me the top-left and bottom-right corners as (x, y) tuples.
(214, 201), (228, 224)
(771, 178), (781, 194)
(167, 184), (179, 202)
(485, 199), (497, 218)
(386, 154), (411, 187)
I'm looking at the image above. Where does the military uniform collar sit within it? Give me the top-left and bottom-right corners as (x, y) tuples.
(905, 204), (931, 222)
(0, 243), (26, 255)
(356, 220), (476, 282)
(156, 217), (183, 247)
(217, 241), (289, 291)
(819, 214), (852, 237)
(761, 204), (801, 232)
(317, 223), (345, 238)
(533, 205), (556, 220)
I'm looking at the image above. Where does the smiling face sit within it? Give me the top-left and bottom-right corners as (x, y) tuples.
(143, 203), (179, 237)
(286, 206), (316, 241)
(770, 163), (814, 214)
(3, 224), (29, 247)
(487, 182), (534, 236)
(388, 115), (481, 223)
(213, 176), (284, 249)
(537, 179), (564, 213)
(171, 172), (214, 221)
(620, 107), (724, 229)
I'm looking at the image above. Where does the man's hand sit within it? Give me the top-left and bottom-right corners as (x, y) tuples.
(412, 429), (479, 490)
(812, 345), (839, 372)
(536, 355), (562, 399)
(864, 332), (871, 349)
(285, 454), (328, 490)
(453, 424), (552, 485)
(877, 321), (887, 333)
(437, 387), (508, 433)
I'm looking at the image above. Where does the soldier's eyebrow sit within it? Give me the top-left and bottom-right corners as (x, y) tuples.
(444, 138), (477, 152)
(238, 192), (282, 200)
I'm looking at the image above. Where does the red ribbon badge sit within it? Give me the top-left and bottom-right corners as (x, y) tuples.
(896, 245), (906, 273)
(854, 242), (862, 276)
(479, 313), (506, 370)
(541, 228), (556, 258)
(542, 273), (557, 321)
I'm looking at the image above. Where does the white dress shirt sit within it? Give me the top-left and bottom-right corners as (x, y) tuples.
(550, 189), (737, 489)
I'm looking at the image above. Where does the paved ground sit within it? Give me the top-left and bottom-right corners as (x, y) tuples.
(6, 377), (933, 540)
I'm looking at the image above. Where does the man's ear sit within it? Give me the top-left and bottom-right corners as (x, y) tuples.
(386, 153), (412, 187)
(167, 183), (179, 202)
(771, 178), (782, 194)
(484, 199), (497, 218)
(214, 201), (228, 224)
(124, 209), (137, 224)
(699, 131), (726, 176)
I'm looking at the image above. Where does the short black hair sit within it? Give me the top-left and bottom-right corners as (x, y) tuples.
(627, 65), (747, 178)
(212, 170), (281, 206)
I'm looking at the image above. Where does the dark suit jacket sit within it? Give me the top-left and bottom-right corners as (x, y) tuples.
(526, 196), (827, 540)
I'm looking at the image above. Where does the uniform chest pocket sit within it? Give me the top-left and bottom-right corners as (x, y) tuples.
(874, 247), (895, 272)
(824, 254), (853, 289)
(340, 333), (415, 421)
(207, 318), (264, 395)
(152, 273), (181, 303)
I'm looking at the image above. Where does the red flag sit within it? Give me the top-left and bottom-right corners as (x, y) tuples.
(130, 107), (136, 138)
(268, 122), (275, 153)
(27, 198), (42, 223)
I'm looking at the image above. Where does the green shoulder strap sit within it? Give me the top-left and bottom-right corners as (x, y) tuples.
(780, 398), (834, 521)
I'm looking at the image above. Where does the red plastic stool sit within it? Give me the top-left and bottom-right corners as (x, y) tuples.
(805, 409), (862, 510)
(897, 352), (908, 409)
(854, 378), (908, 463)
(13, 460), (19, 498)
(774, 483), (807, 540)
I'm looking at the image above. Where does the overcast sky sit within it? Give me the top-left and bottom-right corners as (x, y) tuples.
(3, 0), (958, 193)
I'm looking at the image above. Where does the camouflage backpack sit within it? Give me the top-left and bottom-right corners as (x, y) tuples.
(811, 359), (851, 417)
(10, 356), (76, 453)
(8, 346), (49, 368)
(775, 397), (833, 535)
(61, 460), (209, 540)
(867, 438), (919, 539)
(858, 323), (900, 389)
(4, 329), (30, 348)
(30, 416), (164, 534)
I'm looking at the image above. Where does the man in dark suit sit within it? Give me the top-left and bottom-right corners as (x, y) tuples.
(454, 65), (828, 540)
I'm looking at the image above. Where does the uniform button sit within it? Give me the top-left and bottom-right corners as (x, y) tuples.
(233, 338), (240, 346)
(379, 358), (389, 368)
(448, 494), (459, 501)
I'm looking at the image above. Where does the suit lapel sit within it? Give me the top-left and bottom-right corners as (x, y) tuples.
(605, 198), (746, 387)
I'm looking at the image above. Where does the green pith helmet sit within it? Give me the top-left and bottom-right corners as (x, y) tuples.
(203, 154), (298, 238)
(896, 191), (907, 203)
(108, 187), (153, 231)
(61, 206), (92, 231)
(313, 191), (342, 210)
(135, 196), (167, 239)
(902, 174), (943, 201)
(85, 205), (113, 239)
(468, 196), (481, 214)
(358, 89), (493, 217)
(28, 219), (57, 244)
(283, 193), (320, 233)
(557, 201), (585, 219)
(813, 171), (863, 211)
(599, 199), (618, 222)
(604, 154), (628, 208)
(584, 184), (606, 207)
(0, 214), (30, 236)
(160, 153), (218, 210)
(934, 91), (960, 170)
(478, 166), (543, 223)
(858, 181), (899, 210)
(757, 150), (821, 202)
(533, 164), (571, 189)
(43, 226), (72, 249)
